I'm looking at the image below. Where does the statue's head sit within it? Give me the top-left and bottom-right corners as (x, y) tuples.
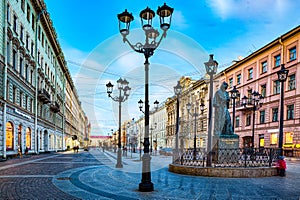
(221, 82), (228, 90)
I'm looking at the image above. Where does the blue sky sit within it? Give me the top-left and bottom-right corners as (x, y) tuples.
(44, 0), (300, 136)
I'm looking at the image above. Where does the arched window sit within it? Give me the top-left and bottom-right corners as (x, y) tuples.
(6, 122), (14, 150)
(26, 127), (31, 149)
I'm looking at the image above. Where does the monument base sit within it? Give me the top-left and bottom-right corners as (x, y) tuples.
(216, 134), (239, 164)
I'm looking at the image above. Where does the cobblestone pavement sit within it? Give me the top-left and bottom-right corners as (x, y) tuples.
(0, 149), (300, 200)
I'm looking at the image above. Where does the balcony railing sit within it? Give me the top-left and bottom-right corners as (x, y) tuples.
(38, 89), (51, 104)
(50, 101), (60, 113)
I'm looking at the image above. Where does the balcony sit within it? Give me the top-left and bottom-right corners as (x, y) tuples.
(38, 89), (51, 104)
(50, 101), (60, 113)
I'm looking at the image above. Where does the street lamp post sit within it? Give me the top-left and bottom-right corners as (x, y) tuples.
(204, 54), (218, 167)
(118, 4), (173, 192)
(106, 78), (131, 168)
(174, 81), (182, 163)
(277, 64), (289, 156)
(242, 91), (264, 148)
(230, 86), (240, 132)
(186, 102), (205, 160)
(150, 123), (157, 155)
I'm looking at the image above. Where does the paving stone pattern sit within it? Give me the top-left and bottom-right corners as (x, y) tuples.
(0, 149), (299, 200)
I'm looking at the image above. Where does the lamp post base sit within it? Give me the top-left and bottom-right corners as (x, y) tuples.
(116, 148), (123, 168)
(139, 182), (154, 192)
(139, 153), (153, 192)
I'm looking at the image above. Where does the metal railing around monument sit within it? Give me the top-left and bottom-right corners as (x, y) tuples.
(173, 148), (280, 168)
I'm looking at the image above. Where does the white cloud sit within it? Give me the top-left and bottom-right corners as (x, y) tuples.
(207, 0), (294, 20)
(172, 10), (189, 30)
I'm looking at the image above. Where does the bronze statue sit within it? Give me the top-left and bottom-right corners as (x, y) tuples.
(213, 82), (233, 135)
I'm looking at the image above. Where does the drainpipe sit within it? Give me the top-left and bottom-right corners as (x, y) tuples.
(62, 63), (66, 150)
(34, 9), (45, 154)
(2, 0), (8, 159)
(279, 37), (285, 64)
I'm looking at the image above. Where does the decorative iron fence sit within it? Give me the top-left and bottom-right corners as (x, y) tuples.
(174, 148), (280, 168)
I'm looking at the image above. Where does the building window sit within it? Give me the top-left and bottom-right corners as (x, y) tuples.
(273, 80), (280, 94)
(247, 89), (252, 104)
(260, 110), (265, 124)
(235, 116), (240, 127)
(26, 34), (29, 49)
(30, 70), (33, 84)
(20, 91), (23, 107)
(236, 74), (241, 85)
(270, 133), (278, 145)
(261, 84), (266, 97)
(21, 0), (25, 11)
(287, 104), (294, 120)
(13, 86), (17, 103)
(13, 15), (17, 32)
(289, 47), (296, 61)
(7, 42), (10, 62)
(27, 4), (30, 22)
(248, 68), (253, 80)
(41, 33), (44, 47)
(259, 134), (264, 148)
(32, 14), (35, 30)
(229, 78), (233, 88)
(7, 4), (11, 23)
(26, 128), (31, 149)
(20, 25), (24, 42)
(288, 74), (295, 90)
(13, 50), (17, 70)
(25, 64), (29, 81)
(274, 54), (281, 68)
(261, 61), (267, 73)
(31, 42), (34, 57)
(285, 132), (293, 144)
(246, 114), (251, 126)
(19, 57), (23, 76)
(38, 26), (41, 40)
(6, 122), (14, 150)
(272, 108), (278, 122)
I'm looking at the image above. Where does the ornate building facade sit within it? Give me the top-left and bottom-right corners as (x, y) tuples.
(219, 25), (300, 156)
(0, 0), (89, 158)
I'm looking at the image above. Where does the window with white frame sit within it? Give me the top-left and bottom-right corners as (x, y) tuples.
(261, 61), (267, 73)
(287, 104), (294, 120)
(289, 47), (296, 61)
(288, 74), (295, 90)
(274, 54), (281, 68)
(273, 80), (280, 94)
(272, 107), (278, 122)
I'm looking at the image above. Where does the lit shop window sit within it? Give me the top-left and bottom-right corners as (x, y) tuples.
(270, 133), (278, 145)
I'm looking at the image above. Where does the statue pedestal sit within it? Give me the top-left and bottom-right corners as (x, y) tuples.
(215, 134), (239, 164)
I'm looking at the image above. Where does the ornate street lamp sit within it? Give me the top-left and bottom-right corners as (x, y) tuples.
(173, 81), (182, 163)
(186, 102), (205, 160)
(277, 64), (289, 156)
(106, 78), (131, 168)
(230, 86), (240, 132)
(118, 4), (173, 192)
(242, 91), (264, 148)
(204, 54), (218, 167)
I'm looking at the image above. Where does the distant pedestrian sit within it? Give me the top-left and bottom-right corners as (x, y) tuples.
(17, 145), (22, 158)
(276, 156), (287, 176)
(25, 147), (29, 155)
